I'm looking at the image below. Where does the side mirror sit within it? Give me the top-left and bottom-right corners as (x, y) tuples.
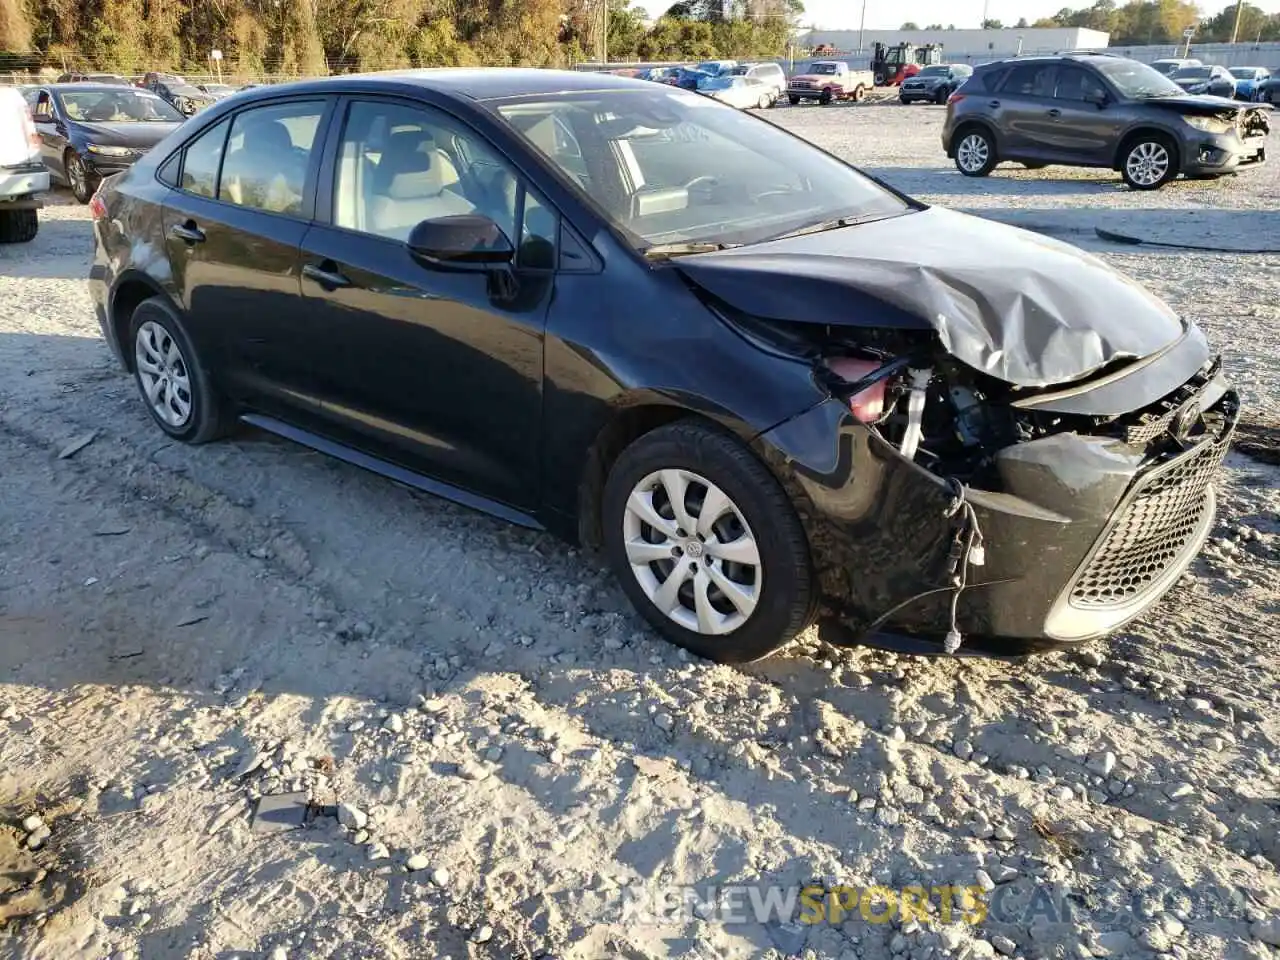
(406, 215), (515, 270)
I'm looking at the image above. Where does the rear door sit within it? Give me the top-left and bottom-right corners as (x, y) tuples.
(292, 96), (554, 509)
(160, 96), (333, 417)
(992, 62), (1059, 158)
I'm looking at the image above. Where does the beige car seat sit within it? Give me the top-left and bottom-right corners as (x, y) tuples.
(366, 130), (475, 240)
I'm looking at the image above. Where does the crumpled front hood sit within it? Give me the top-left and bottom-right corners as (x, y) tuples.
(674, 206), (1184, 388)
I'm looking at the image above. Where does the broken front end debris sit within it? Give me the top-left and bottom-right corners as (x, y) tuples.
(680, 209), (1239, 654)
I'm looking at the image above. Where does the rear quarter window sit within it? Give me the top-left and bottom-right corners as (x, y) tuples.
(971, 67), (1008, 92)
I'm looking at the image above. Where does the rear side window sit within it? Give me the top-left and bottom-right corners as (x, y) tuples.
(971, 67), (1007, 92)
(180, 117), (230, 198)
(220, 100), (324, 216)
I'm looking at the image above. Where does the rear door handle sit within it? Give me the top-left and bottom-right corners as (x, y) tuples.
(303, 261), (352, 290)
(1046, 107), (1062, 118)
(169, 221), (204, 244)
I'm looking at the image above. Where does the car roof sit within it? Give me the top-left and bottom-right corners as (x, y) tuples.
(209, 67), (666, 103)
(46, 82), (149, 91)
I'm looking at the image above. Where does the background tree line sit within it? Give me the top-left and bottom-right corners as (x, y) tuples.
(905, 0), (1280, 44)
(0, 0), (801, 76)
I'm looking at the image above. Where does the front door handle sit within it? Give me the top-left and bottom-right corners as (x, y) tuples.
(303, 261), (351, 290)
(1046, 107), (1062, 118)
(988, 99), (1001, 108)
(169, 221), (204, 244)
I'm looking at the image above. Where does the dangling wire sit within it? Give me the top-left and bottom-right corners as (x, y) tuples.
(941, 478), (985, 655)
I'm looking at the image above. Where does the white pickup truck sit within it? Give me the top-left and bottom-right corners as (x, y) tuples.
(786, 61), (876, 105)
(0, 87), (47, 243)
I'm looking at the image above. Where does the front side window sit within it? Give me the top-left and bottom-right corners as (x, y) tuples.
(495, 87), (910, 250)
(180, 117), (230, 198)
(333, 99), (555, 264)
(220, 100), (323, 216)
(1054, 67), (1108, 102)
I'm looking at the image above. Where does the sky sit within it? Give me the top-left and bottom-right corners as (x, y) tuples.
(800, 0), (1280, 30)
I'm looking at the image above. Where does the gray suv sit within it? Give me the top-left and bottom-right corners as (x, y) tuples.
(942, 53), (1272, 189)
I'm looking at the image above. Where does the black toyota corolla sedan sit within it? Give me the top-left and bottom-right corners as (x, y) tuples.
(88, 69), (1238, 663)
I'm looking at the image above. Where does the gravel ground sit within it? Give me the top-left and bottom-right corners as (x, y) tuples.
(1, 103), (1278, 960)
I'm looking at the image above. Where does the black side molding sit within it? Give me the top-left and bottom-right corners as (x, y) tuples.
(239, 413), (545, 531)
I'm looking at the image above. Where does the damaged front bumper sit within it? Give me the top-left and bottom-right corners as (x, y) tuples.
(756, 373), (1239, 655)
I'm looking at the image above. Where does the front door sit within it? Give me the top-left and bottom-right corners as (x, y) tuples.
(1045, 66), (1121, 163)
(295, 97), (553, 511)
(160, 97), (332, 419)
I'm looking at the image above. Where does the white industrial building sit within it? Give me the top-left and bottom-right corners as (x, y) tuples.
(797, 27), (1111, 58)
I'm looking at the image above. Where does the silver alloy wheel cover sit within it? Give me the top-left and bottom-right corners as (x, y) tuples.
(1125, 141), (1170, 186)
(622, 469), (762, 636)
(68, 155), (85, 195)
(134, 320), (193, 428)
(957, 133), (989, 172)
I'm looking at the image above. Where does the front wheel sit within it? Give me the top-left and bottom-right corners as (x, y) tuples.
(65, 150), (96, 204)
(757, 93), (771, 110)
(934, 86), (949, 105)
(602, 421), (817, 663)
(954, 128), (998, 177)
(0, 208), (38, 244)
(788, 94), (800, 106)
(1121, 135), (1177, 190)
(819, 88), (833, 105)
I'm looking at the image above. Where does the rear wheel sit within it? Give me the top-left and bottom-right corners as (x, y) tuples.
(129, 297), (230, 444)
(852, 85), (866, 102)
(602, 421), (817, 663)
(1120, 134), (1177, 190)
(0, 208), (38, 244)
(954, 127), (998, 177)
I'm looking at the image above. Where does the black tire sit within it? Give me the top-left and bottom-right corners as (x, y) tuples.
(602, 420), (817, 663)
(819, 88), (833, 105)
(952, 125), (998, 177)
(128, 297), (230, 444)
(934, 86), (949, 105)
(788, 94), (800, 106)
(0, 208), (38, 244)
(1119, 133), (1178, 191)
(1021, 162), (1048, 169)
(65, 149), (97, 204)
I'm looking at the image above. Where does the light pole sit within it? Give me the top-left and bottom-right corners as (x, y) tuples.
(980, 0), (989, 28)
(858, 0), (867, 53)
(1229, 0), (1244, 44)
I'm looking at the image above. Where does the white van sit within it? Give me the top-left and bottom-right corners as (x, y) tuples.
(0, 86), (48, 243)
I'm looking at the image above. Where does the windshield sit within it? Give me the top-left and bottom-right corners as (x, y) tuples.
(702, 77), (738, 90)
(808, 63), (840, 75)
(1093, 58), (1183, 98)
(57, 89), (184, 122)
(1173, 66), (1212, 80)
(1228, 67), (1260, 79)
(919, 66), (949, 77)
(203, 84), (233, 94)
(696, 62), (727, 75)
(494, 88), (910, 250)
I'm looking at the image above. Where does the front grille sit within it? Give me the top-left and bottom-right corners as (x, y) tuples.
(1069, 427), (1230, 609)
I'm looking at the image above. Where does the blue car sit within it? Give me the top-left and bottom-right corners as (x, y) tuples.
(1229, 66), (1271, 101)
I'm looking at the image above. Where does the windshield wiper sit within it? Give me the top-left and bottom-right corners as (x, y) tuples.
(763, 212), (901, 243)
(643, 241), (741, 260)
